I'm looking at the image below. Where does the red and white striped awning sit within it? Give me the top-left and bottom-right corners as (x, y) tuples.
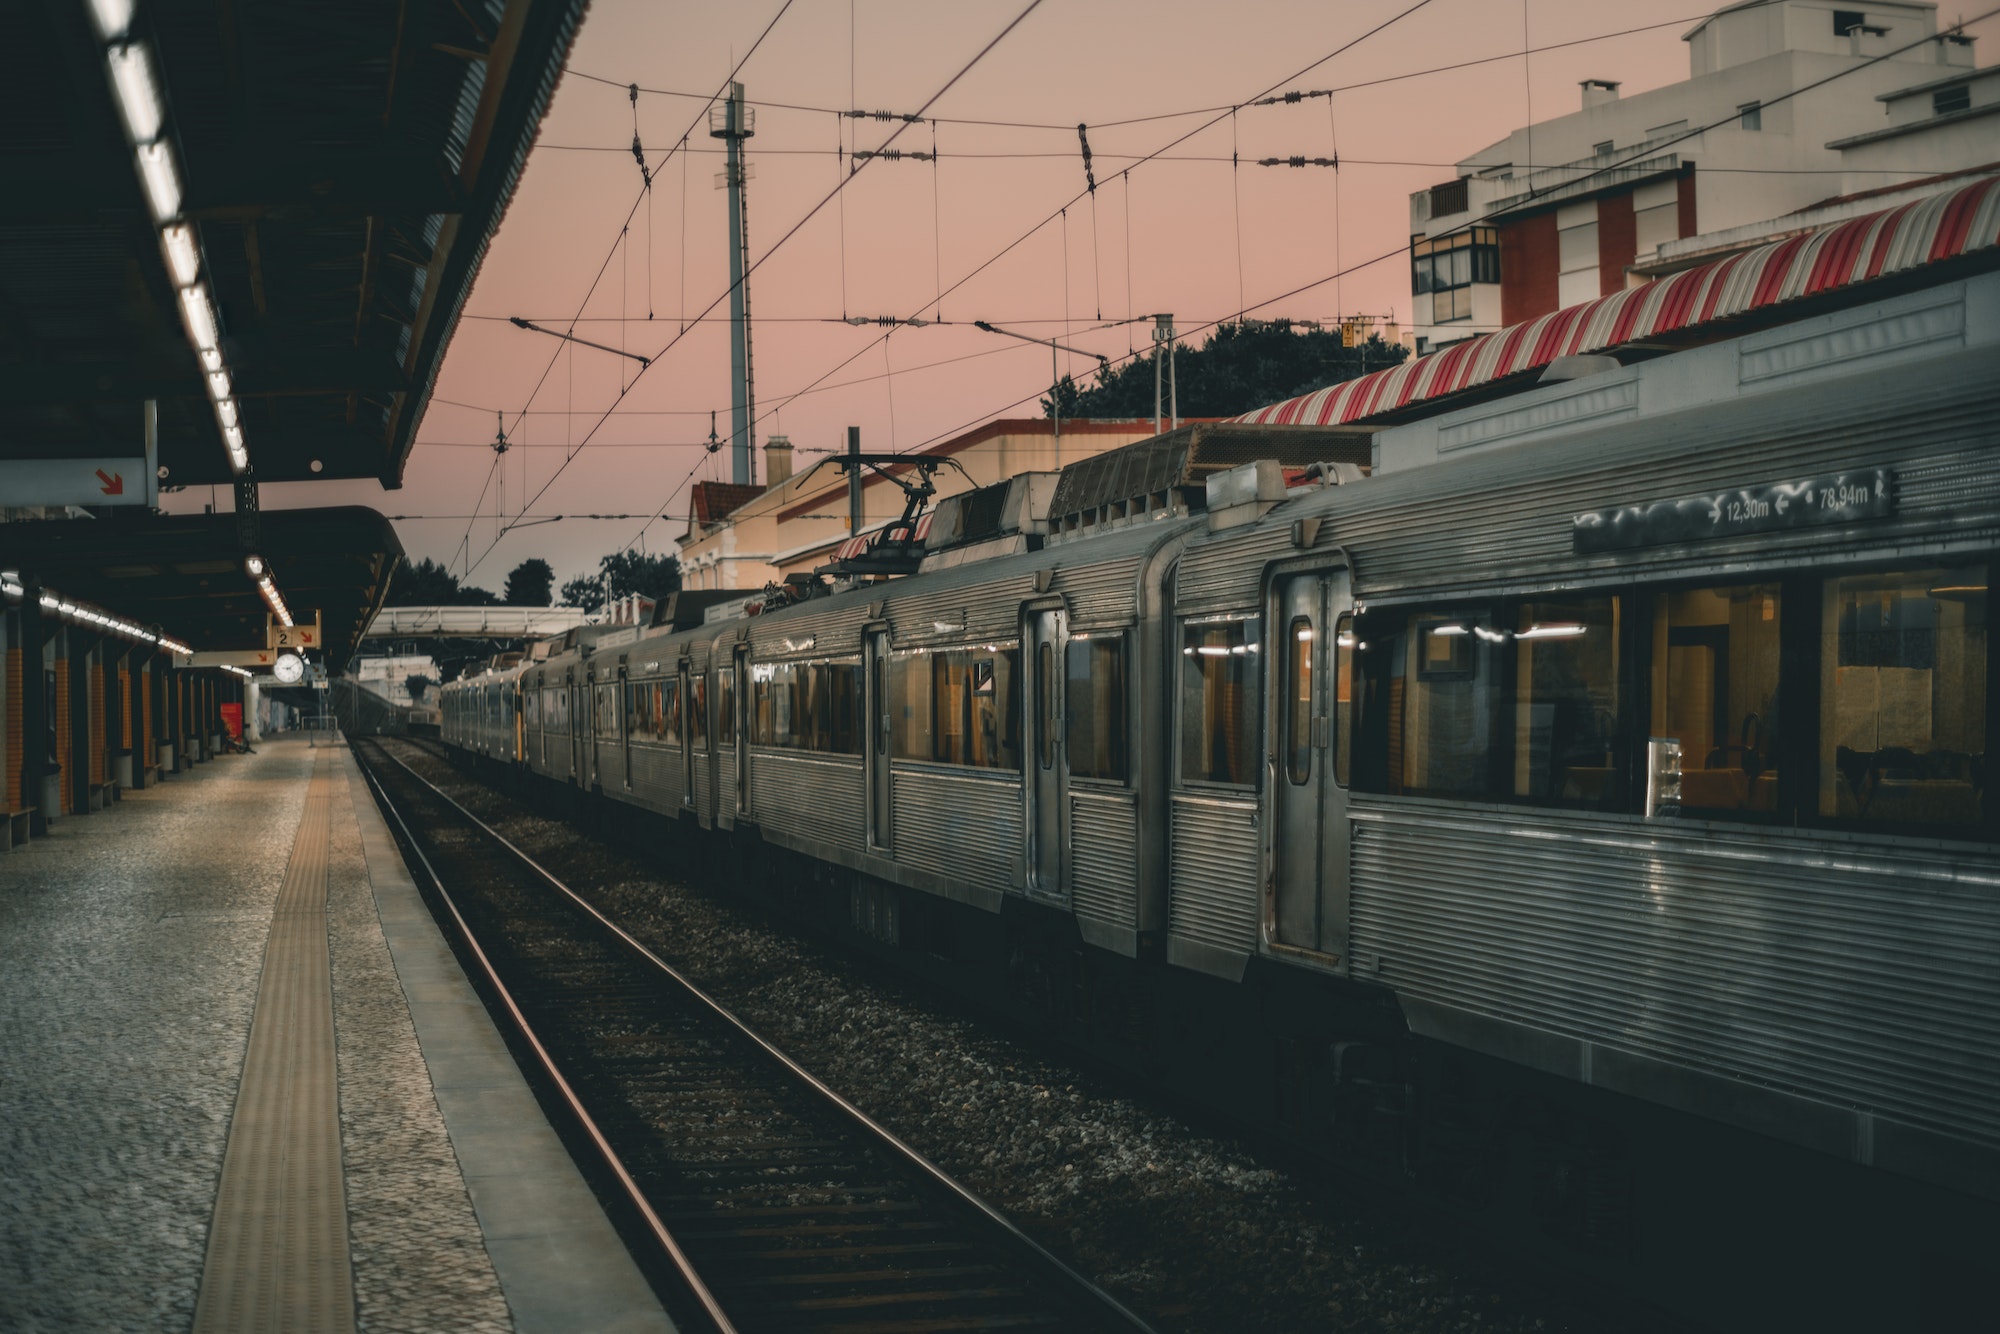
(1234, 175), (2000, 429)
(832, 511), (933, 562)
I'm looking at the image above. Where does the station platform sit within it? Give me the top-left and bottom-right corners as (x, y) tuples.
(0, 734), (675, 1334)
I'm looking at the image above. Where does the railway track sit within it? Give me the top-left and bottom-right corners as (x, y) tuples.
(355, 738), (1153, 1334)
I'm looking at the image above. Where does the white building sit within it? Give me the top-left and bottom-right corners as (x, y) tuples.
(1408, 1), (1991, 352)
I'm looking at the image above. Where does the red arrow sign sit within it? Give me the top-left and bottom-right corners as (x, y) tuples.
(95, 469), (124, 496)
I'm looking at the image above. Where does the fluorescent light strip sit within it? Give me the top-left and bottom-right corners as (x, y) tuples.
(162, 223), (200, 286)
(89, 0), (134, 40)
(179, 285), (218, 349)
(256, 575), (294, 628)
(103, 43), (254, 477)
(136, 141), (181, 221)
(25, 583), (193, 654)
(107, 43), (163, 144)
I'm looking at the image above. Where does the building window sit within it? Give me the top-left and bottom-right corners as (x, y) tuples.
(1412, 225), (1499, 325)
(1739, 101), (1762, 131)
(1429, 177), (1469, 217)
(1593, 139), (1614, 156)
(1833, 9), (1866, 35)
(1934, 84), (1971, 116)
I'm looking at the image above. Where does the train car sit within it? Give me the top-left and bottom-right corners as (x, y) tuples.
(439, 246), (1999, 1325)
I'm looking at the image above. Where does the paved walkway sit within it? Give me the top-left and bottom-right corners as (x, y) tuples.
(0, 735), (674, 1333)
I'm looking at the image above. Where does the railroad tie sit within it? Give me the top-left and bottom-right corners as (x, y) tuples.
(192, 753), (357, 1333)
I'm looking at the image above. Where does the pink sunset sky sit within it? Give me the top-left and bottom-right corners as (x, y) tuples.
(177, 0), (2000, 594)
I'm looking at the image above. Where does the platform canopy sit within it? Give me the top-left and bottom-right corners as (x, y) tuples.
(0, 507), (401, 668)
(1235, 174), (2000, 429)
(0, 0), (586, 489)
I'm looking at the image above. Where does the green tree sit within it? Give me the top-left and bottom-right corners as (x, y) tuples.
(1049, 321), (1408, 422)
(385, 556), (498, 606)
(559, 549), (682, 614)
(503, 558), (555, 607)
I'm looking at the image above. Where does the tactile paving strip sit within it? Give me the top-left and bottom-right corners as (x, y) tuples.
(193, 753), (357, 1333)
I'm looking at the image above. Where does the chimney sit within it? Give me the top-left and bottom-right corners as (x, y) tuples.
(1580, 78), (1621, 110)
(763, 434), (793, 487)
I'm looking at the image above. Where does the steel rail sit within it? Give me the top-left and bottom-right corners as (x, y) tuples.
(355, 748), (740, 1334)
(360, 739), (1158, 1334)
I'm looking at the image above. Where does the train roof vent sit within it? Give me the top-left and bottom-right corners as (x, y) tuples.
(1045, 421), (1375, 542)
(647, 589), (765, 630)
(925, 472), (1059, 548)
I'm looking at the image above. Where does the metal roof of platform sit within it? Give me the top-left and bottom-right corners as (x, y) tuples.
(0, 508), (401, 667)
(0, 0), (586, 490)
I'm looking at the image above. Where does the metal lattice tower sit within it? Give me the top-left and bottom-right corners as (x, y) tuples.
(710, 82), (756, 486)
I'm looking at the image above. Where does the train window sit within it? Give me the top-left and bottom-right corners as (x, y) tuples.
(751, 662), (792, 747)
(1377, 611), (1505, 797)
(625, 680), (647, 739)
(936, 646), (1021, 769)
(662, 678), (681, 746)
(1285, 616), (1314, 786)
(1821, 565), (1987, 830)
(596, 684), (620, 739)
(1065, 634), (1127, 782)
(749, 660), (860, 753)
(1036, 642), (1056, 771)
(1653, 584), (1781, 815)
(888, 645), (1021, 769)
(1333, 615), (1355, 787)
(888, 651), (931, 760)
(824, 658), (863, 754)
(716, 667), (736, 745)
(1512, 597), (1622, 806)
(688, 674), (708, 750)
(1179, 619), (1260, 788)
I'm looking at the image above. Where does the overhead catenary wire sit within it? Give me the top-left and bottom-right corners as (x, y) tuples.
(450, 0), (801, 581)
(881, 2), (2000, 463)
(561, 3), (1812, 137)
(495, 0), (1056, 573)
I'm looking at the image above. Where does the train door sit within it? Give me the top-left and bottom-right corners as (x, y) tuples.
(1270, 568), (1353, 964)
(619, 668), (633, 789)
(572, 672), (584, 788)
(678, 660), (695, 807)
(733, 643), (750, 815)
(865, 628), (893, 851)
(1026, 607), (1067, 902)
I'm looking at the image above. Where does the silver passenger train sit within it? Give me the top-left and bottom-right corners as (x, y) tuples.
(441, 271), (1997, 1325)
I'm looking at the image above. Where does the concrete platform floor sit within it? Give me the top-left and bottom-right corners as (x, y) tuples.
(0, 734), (674, 1334)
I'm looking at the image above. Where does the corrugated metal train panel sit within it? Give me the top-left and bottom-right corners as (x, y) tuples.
(625, 742), (683, 812)
(751, 750), (866, 854)
(1167, 797), (1260, 953)
(1070, 791), (1140, 930)
(891, 766), (1021, 895)
(1177, 374), (1999, 610)
(1348, 801), (2000, 1153)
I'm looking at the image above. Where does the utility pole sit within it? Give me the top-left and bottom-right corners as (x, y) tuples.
(1151, 314), (1177, 436)
(711, 82), (757, 486)
(847, 426), (863, 535)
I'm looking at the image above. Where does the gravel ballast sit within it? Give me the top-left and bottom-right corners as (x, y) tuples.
(387, 742), (1658, 1332)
